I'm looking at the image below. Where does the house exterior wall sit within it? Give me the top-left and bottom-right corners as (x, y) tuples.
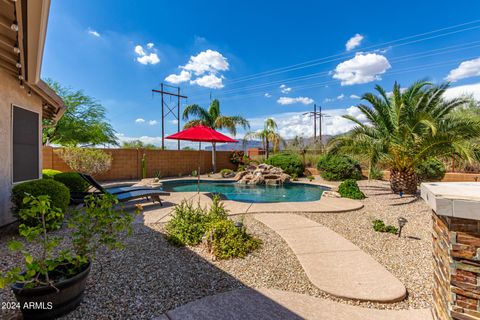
(0, 71), (43, 227)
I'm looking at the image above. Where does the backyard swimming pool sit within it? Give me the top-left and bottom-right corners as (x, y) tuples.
(161, 180), (329, 203)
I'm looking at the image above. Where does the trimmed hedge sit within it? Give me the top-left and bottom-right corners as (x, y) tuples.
(42, 169), (62, 179)
(54, 172), (89, 193)
(338, 179), (365, 199)
(317, 154), (362, 181)
(11, 179), (70, 229)
(415, 158), (446, 182)
(265, 153), (304, 176)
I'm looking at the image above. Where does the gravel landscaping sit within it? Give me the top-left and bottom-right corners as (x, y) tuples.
(0, 178), (432, 319)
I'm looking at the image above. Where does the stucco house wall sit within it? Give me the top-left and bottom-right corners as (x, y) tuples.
(0, 71), (43, 227)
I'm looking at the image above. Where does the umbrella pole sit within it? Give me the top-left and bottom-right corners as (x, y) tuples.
(198, 142), (201, 194)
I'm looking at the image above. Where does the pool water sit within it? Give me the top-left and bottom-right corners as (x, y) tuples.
(161, 180), (329, 203)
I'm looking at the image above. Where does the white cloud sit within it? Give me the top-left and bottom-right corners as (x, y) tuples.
(346, 34), (364, 51)
(87, 28), (100, 37)
(323, 98), (334, 103)
(444, 82), (480, 101)
(148, 120), (158, 125)
(277, 96), (314, 105)
(333, 53), (391, 85)
(246, 106), (368, 139)
(182, 49), (229, 76)
(190, 74), (225, 89)
(168, 49), (229, 89)
(135, 118), (145, 124)
(134, 43), (160, 65)
(337, 94), (345, 100)
(445, 57), (480, 82)
(280, 84), (292, 94)
(350, 94), (361, 99)
(116, 134), (205, 150)
(264, 93), (272, 98)
(169, 119), (179, 125)
(165, 70), (192, 84)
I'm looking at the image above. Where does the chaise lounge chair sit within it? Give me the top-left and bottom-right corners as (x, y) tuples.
(74, 173), (169, 205)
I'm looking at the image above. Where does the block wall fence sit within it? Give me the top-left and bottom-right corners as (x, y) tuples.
(43, 146), (236, 181)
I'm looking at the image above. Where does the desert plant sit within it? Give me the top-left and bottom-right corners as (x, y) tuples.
(56, 147), (112, 176)
(372, 219), (398, 234)
(54, 172), (89, 193)
(307, 175), (315, 181)
(369, 167), (384, 180)
(317, 154), (362, 181)
(42, 169), (62, 179)
(12, 180), (70, 229)
(220, 168), (234, 178)
(205, 219), (261, 259)
(328, 80), (480, 194)
(141, 153), (147, 179)
(165, 200), (209, 246)
(415, 158), (446, 182)
(291, 173), (298, 181)
(338, 179), (365, 199)
(265, 152), (304, 176)
(153, 169), (162, 179)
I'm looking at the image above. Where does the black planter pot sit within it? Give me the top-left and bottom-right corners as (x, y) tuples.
(11, 262), (91, 320)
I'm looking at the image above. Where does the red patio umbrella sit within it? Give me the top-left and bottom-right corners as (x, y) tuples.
(166, 125), (237, 173)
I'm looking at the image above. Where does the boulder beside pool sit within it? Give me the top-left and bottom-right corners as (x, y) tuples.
(235, 164), (291, 185)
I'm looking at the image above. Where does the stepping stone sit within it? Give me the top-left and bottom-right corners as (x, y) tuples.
(164, 288), (432, 320)
(254, 213), (407, 302)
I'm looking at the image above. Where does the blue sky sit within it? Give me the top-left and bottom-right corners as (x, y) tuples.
(42, 1), (480, 148)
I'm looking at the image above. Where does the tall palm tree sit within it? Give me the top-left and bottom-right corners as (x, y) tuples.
(244, 118), (283, 159)
(328, 80), (480, 194)
(182, 99), (250, 172)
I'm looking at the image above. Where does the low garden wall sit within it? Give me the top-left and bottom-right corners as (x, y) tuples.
(43, 146), (236, 181)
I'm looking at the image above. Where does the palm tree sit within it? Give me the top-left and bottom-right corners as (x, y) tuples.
(182, 99), (250, 172)
(244, 118), (283, 159)
(328, 80), (480, 194)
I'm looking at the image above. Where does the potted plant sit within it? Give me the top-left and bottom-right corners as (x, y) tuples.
(0, 193), (136, 319)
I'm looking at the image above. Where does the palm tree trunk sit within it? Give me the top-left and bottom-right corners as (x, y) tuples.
(389, 169), (417, 194)
(212, 142), (217, 173)
(265, 139), (270, 159)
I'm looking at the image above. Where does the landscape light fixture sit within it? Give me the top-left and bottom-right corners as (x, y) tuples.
(397, 217), (408, 238)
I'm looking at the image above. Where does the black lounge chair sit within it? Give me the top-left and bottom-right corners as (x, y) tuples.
(73, 174), (169, 205)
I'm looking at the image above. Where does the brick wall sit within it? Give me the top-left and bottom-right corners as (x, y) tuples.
(361, 170), (480, 183)
(432, 212), (480, 320)
(43, 147), (236, 181)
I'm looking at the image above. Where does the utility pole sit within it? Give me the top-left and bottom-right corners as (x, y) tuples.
(303, 104), (330, 151)
(152, 83), (188, 150)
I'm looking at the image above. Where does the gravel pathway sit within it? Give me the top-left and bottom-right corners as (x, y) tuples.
(0, 179), (432, 319)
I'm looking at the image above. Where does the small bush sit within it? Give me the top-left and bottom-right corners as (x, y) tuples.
(11, 179), (70, 229)
(307, 175), (315, 181)
(54, 172), (89, 193)
(56, 147), (112, 176)
(42, 169), (62, 179)
(291, 173), (298, 181)
(372, 219), (398, 234)
(205, 219), (261, 259)
(220, 168), (234, 178)
(265, 153), (304, 176)
(415, 158), (446, 182)
(165, 201), (208, 246)
(338, 179), (365, 199)
(317, 154), (362, 181)
(368, 167), (384, 180)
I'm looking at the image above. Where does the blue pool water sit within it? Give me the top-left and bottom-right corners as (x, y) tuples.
(161, 180), (329, 203)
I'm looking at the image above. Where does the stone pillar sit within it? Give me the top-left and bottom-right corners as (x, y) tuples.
(422, 182), (480, 320)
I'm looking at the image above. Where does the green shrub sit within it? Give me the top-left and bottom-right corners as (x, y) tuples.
(54, 172), (89, 193)
(368, 167), (384, 180)
(265, 153), (304, 176)
(42, 169), (62, 179)
(220, 168), (234, 178)
(205, 219), (261, 259)
(372, 219), (398, 234)
(317, 154), (362, 181)
(338, 179), (365, 199)
(165, 201), (208, 246)
(11, 179), (70, 229)
(415, 158), (446, 182)
(165, 196), (260, 259)
(291, 173), (298, 181)
(307, 175), (315, 181)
